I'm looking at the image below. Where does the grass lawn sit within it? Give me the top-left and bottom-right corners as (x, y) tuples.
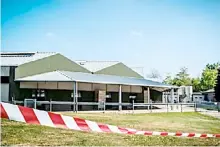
(1, 112), (220, 146)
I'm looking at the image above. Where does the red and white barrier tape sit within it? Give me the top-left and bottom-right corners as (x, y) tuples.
(1, 102), (219, 138)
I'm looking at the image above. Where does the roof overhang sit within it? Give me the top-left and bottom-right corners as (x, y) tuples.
(15, 70), (178, 90)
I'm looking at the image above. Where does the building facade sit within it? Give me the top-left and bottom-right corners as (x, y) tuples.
(1, 52), (176, 111)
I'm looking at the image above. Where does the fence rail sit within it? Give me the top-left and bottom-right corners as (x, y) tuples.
(10, 99), (201, 113)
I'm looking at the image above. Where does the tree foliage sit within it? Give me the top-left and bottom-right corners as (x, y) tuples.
(146, 69), (161, 79)
(200, 63), (219, 91)
(191, 77), (201, 92)
(163, 73), (173, 85)
(163, 63), (219, 92)
(172, 67), (192, 86)
(163, 67), (191, 86)
(206, 62), (220, 70)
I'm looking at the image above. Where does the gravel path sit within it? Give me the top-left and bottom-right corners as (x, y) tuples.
(199, 111), (220, 119)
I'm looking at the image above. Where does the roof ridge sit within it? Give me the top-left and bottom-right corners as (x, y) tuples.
(35, 51), (57, 54)
(75, 60), (120, 62)
(56, 70), (73, 81)
(1, 51), (57, 54)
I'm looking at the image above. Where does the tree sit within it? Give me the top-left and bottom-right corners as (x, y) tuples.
(172, 67), (192, 86)
(163, 68), (192, 86)
(200, 63), (219, 91)
(146, 69), (161, 79)
(163, 63), (219, 93)
(215, 68), (220, 112)
(191, 77), (201, 92)
(206, 62), (220, 70)
(163, 73), (173, 85)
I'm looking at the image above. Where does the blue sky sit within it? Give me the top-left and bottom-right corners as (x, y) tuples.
(2, 0), (220, 79)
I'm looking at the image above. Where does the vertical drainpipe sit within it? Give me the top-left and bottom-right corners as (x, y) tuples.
(119, 85), (122, 111)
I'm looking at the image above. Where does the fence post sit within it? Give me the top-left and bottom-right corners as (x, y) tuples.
(50, 99), (52, 112)
(167, 102), (168, 113)
(150, 103), (152, 113)
(76, 101), (78, 113)
(194, 102), (197, 112)
(12, 97), (14, 104)
(34, 99), (37, 109)
(181, 103), (182, 112)
(103, 101), (106, 113)
(73, 101), (76, 113)
(132, 99), (134, 114)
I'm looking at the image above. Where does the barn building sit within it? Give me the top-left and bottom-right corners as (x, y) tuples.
(1, 52), (177, 111)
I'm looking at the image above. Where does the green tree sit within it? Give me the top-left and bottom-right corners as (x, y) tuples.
(191, 77), (201, 92)
(206, 62), (220, 70)
(163, 73), (173, 85)
(172, 67), (192, 86)
(200, 63), (219, 91)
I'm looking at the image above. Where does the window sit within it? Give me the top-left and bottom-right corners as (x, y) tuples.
(32, 89), (45, 98)
(106, 92), (111, 99)
(71, 92), (81, 98)
(1, 76), (9, 83)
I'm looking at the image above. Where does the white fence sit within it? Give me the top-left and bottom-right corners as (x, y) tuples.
(12, 99), (198, 113)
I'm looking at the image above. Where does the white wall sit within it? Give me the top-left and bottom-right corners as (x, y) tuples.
(1, 67), (10, 76)
(107, 85), (119, 92)
(1, 84), (9, 102)
(20, 82), (143, 93)
(20, 82), (38, 89)
(192, 94), (204, 102)
(38, 82), (57, 89)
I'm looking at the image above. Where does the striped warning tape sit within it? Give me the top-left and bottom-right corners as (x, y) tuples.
(1, 102), (219, 138)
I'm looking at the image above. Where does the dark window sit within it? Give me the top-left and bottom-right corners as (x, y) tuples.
(32, 89), (45, 101)
(1, 76), (9, 83)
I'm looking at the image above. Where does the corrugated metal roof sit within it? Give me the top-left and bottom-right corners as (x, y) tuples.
(0, 52), (57, 66)
(74, 60), (120, 72)
(15, 71), (72, 82)
(15, 70), (177, 88)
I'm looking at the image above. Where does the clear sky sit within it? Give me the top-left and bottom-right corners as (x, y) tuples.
(2, 0), (220, 79)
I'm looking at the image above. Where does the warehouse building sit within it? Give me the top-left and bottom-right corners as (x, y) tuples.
(1, 52), (177, 111)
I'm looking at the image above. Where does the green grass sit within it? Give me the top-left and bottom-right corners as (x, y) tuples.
(1, 112), (220, 146)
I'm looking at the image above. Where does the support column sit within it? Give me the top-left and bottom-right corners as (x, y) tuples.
(162, 92), (165, 103)
(177, 88), (180, 103)
(119, 85), (122, 111)
(171, 88), (174, 103)
(166, 91), (168, 103)
(171, 88), (174, 110)
(75, 82), (78, 112)
(147, 87), (150, 109)
(73, 81), (76, 112)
